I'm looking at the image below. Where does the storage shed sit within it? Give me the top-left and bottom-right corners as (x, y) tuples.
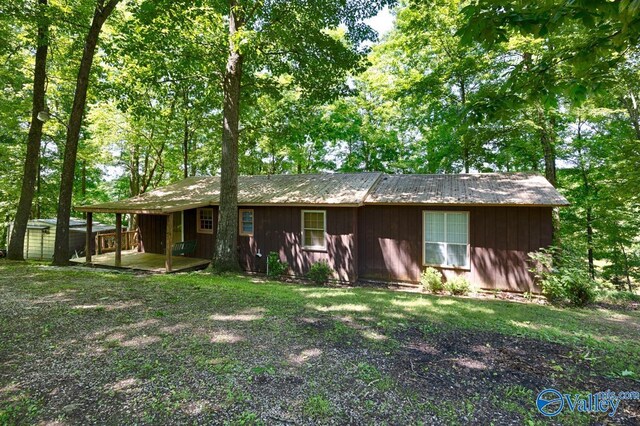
(6, 218), (116, 260)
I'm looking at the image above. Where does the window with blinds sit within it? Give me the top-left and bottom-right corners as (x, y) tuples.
(423, 211), (469, 268)
(302, 210), (326, 250)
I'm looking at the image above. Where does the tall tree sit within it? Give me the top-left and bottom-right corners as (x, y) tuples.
(7, 0), (49, 260)
(214, 0), (243, 271)
(211, 0), (393, 272)
(52, 0), (121, 265)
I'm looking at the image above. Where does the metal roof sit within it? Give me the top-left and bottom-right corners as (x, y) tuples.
(76, 172), (569, 214)
(28, 218), (88, 228)
(25, 218), (116, 232)
(366, 173), (570, 206)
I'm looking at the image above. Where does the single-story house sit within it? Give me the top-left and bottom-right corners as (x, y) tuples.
(75, 172), (569, 292)
(6, 218), (116, 260)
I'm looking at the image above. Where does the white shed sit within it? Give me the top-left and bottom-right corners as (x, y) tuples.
(6, 218), (117, 260)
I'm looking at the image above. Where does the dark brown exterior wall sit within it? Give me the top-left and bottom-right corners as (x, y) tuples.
(137, 205), (552, 291)
(137, 209), (218, 260)
(238, 206), (358, 282)
(137, 214), (166, 255)
(357, 205), (553, 292)
(136, 206), (357, 281)
(183, 208), (217, 259)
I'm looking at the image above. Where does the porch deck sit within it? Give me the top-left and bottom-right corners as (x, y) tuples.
(70, 250), (210, 273)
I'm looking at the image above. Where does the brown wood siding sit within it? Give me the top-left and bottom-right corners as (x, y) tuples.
(183, 207), (217, 259)
(237, 206), (358, 282)
(137, 214), (166, 255)
(138, 208), (218, 259)
(138, 204), (552, 292)
(358, 205), (553, 292)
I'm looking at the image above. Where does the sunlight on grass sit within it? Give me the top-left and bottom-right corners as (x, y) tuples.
(309, 303), (371, 312)
(391, 298), (435, 309)
(105, 378), (139, 393)
(433, 299), (458, 306)
(288, 348), (322, 365)
(159, 323), (190, 334)
(361, 330), (388, 341)
(210, 331), (244, 344)
(209, 308), (265, 321)
(382, 312), (407, 319)
(181, 400), (210, 416)
(121, 335), (161, 348)
(302, 291), (356, 298)
(509, 320), (541, 331)
(2, 261), (639, 379)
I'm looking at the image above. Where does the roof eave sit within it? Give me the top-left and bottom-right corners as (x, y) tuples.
(363, 202), (571, 207)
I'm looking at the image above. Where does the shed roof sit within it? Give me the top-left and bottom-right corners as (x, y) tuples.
(25, 218), (116, 232)
(366, 173), (569, 206)
(76, 172), (568, 214)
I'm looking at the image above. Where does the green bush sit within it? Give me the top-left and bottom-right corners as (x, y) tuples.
(421, 267), (444, 293)
(596, 289), (640, 304)
(266, 252), (288, 279)
(444, 275), (471, 296)
(529, 247), (596, 307)
(307, 261), (333, 285)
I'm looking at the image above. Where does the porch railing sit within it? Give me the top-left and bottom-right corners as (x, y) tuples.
(95, 229), (139, 254)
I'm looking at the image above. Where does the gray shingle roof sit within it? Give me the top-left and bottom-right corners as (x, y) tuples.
(76, 172), (568, 214)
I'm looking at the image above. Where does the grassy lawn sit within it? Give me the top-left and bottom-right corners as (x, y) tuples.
(0, 261), (639, 425)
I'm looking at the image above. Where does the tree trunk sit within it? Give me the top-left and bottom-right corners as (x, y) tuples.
(623, 91), (640, 140)
(537, 106), (559, 250)
(52, 0), (120, 265)
(183, 115), (189, 179)
(36, 147), (42, 219)
(212, 1), (243, 272)
(459, 77), (470, 173)
(620, 244), (633, 292)
(586, 206), (595, 279)
(576, 120), (595, 279)
(81, 159), (87, 219)
(7, 0), (49, 261)
(540, 125), (557, 186)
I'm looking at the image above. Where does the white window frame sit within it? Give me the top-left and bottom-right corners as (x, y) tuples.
(173, 211), (184, 241)
(197, 208), (214, 234)
(239, 209), (254, 236)
(422, 210), (470, 269)
(301, 210), (327, 251)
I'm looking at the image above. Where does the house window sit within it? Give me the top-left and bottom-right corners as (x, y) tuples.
(423, 211), (469, 268)
(239, 209), (254, 236)
(302, 210), (326, 250)
(197, 208), (214, 234)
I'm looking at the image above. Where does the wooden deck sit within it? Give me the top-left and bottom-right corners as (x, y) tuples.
(70, 250), (210, 273)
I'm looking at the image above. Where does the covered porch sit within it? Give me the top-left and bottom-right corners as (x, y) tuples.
(70, 250), (210, 273)
(75, 185), (216, 272)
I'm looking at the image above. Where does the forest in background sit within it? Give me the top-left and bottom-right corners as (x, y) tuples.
(1, 0), (639, 288)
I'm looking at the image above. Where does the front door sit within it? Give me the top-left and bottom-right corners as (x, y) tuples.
(173, 211), (183, 245)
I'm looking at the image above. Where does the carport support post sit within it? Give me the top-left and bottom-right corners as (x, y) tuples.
(165, 213), (173, 272)
(115, 213), (122, 267)
(85, 212), (92, 263)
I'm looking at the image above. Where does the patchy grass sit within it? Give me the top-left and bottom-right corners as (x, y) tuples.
(0, 261), (639, 424)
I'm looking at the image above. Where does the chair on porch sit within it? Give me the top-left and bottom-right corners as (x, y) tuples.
(172, 240), (197, 256)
